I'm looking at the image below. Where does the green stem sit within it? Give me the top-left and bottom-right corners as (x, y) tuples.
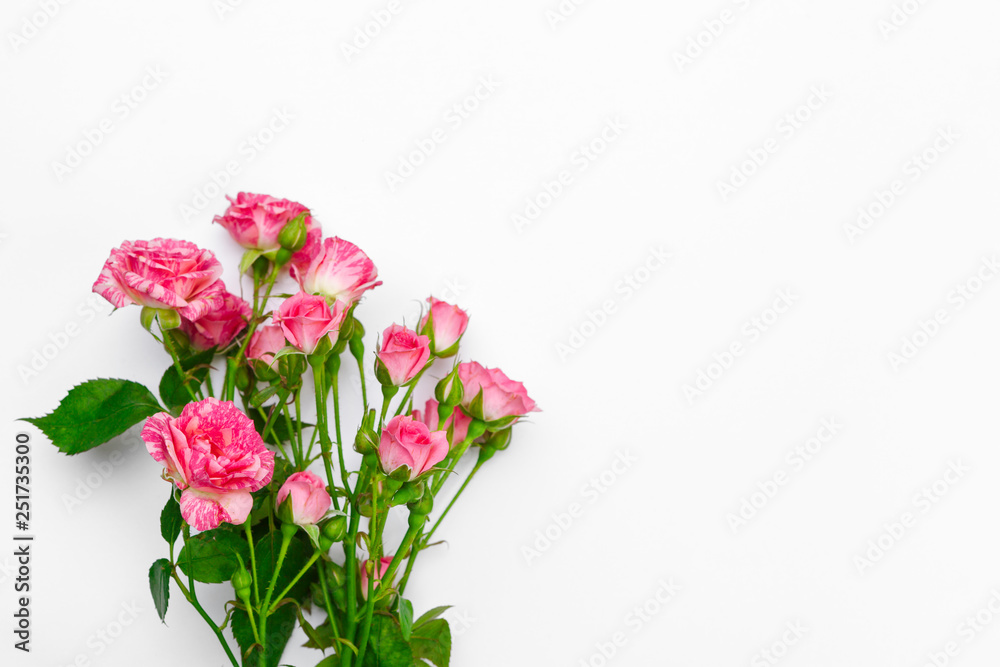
(392, 365), (429, 417)
(281, 402), (303, 471)
(182, 527), (240, 667)
(317, 561), (343, 654)
(268, 551), (321, 615)
(331, 363), (351, 502)
(313, 363), (340, 509)
(425, 458), (483, 544)
(431, 435), (475, 496)
(259, 527), (294, 648)
(244, 521), (260, 607)
(354, 474), (383, 666)
(161, 327), (200, 402)
(396, 526), (423, 596)
(341, 509), (362, 667)
(381, 521), (422, 585)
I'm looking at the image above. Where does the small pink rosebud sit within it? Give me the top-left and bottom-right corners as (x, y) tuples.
(458, 362), (539, 425)
(378, 415), (449, 480)
(375, 324), (430, 386)
(360, 556), (394, 600)
(273, 292), (347, 355)
(419, 297), (469, 357)
(245, 324), (286, 373)
(275, 471), (332, 526)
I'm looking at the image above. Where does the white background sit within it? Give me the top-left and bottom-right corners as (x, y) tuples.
(3, 1), (1000, 666)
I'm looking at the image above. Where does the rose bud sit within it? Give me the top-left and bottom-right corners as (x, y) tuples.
(273, 292), (347, 355)
(290, 236), (382, 307)
(179, 290), (252, 351)
(360, 557), (394, 600)
(245, 324), (286, 378)
(434, 365), (464, 407)
(375, 324), (430, 387)
(378, 415), (449, 481)
(141, 398), (274, 531)
(93, 238), (227, 322)
(458, 361), (539, 427)
(213, 193), (319, 266)
(276, 471), (332, 526)
(419, 297), (469, 357)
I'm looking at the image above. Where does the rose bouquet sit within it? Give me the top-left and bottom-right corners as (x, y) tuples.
(23, 193), (538, 667)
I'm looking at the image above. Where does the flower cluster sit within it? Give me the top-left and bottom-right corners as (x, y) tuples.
(28, 192), (538, 667)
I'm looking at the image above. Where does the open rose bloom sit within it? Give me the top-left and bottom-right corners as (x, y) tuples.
(291, 236), (382, 306)
(376, 324), (431, 386)
(142, 398), (274, 531)
(92, 238), (227, 321)
(379, 415), (449, 479)
(179, 290), (252, 350)
(458, 361), (539, 426)
(274, 291), (347, 354)
(214, 192), (320, 265)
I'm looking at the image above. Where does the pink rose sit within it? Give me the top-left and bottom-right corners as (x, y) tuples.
(141, 398), (274, 531)
(378, 415), (449, 480)
(179, 290), (252, 350)
(275, 471), (331, 526)
(419, 297), (469, 356)
(93, 238), (226, 321)
(414, 398), (472, 445)
(213, 192), (319, 265)
(273, 292), (347, 355)
(290, 237), (382, 306)
(376, 324), (431, 386)
(245, 324), (286, 370)
(360, 557), (393, 599)
(458, 362), (539, 424)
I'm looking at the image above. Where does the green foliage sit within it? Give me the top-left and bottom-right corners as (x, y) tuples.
(148, 558), (171, 623)
(177, 528), (249, 584)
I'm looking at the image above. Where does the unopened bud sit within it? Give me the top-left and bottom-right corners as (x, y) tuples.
(277, 212), (309, 252)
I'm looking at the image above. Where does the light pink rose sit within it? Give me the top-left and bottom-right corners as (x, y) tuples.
(458, 362), (539, 424)
(414, 398), (472, 445)
(273, 292), (347, 354)
(93, 238), (226, 321)
(245, 324), (286, 369)
(360, 557), (394, 599)
(378, 415), (449, 480)
(213, 192), (319, 265)
(376, 324), (431, 386)
(290, 237), (382, 306)
(141, 398), (274, 531)
(275, 471), (331, 526)
(419, 297), (469, 356)
(179, 290), (252, 350)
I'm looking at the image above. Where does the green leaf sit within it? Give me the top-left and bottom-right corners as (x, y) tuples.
(398, 599), (414, 641)
(231, 602), (296, 667)
(148, 558), (171, 623)
(160, 492), (182, 545)
(158, 348), (216, 412)
(250, 385), (282, 409)
(361, 615), (414, 667)
(239, 249), (265, 275)
(413, 606), (451, 628)
(254, 532), (315, 604)
(177, 529), (249, 584)
(301, 523), (322, 551)
(410, 619), (451, 667)
(22, 378), (163, 455)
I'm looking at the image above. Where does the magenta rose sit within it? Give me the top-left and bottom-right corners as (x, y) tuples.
(414, 398), (472, 445)
(245, 324), (286, 371)
(290, 236), (382, 306)
(378, 415), (449, 480)
(419, 297), (469, 356)
(179, 290), (252, 350)
(92, 238), (226, 321)
(376, 324), (431, 386)
(360, 557), (393, 599)
(213, 192), (319, 265)
(141, 398), (274, 531)
(458, 362), (539, 424)
(275, 471), (331, 526)
(273, 292), (347, 355)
